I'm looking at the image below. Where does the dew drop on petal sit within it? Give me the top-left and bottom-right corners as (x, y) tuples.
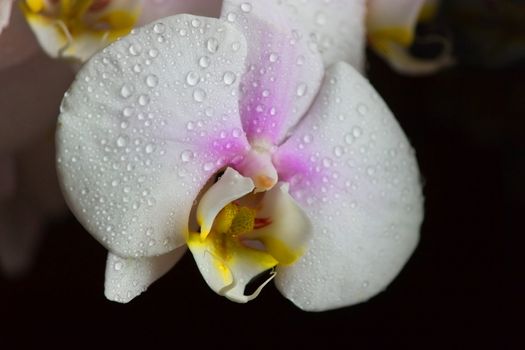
(146, 74), (158, 87)
(206, 38), (219, 53)
(223, 71), (236, 85)
(180, 150), (194, 162)
(240, 2), (252, 12)
(352, 126), (363, 138)
(153, 22), (165, 34)
(198, 56), (210, 68)
(193, 88), (206, 102)
(186, 71), (199, 86)
(116, 135), (128, 147)
(296, 83), (307, 97)
(120, 84), (134, 98)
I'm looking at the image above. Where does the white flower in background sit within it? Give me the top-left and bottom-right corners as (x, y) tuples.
(367, 0), (453, 74)
(56, 0), (423, 311)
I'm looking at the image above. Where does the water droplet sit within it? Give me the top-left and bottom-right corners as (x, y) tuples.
(153, 22), (165, 34)
(231, 41), (241, 52)
(193, 88), (206, 102)
(333, 146), (343, 157)
(114, 261), (123, 271)
(128, 44), (141, 56)
(120, 84), (134, 98)
(352, 126), (363, 138)
(367, 166), (376, 176)
(198, 56), (210, 68)
(146, 74), (158, 87)
(240, 2), (252, 12)
(133, 64), (142, 73)
(191, 19), (201, 27)
(227, 12), (237, 22)
(203, 162), (214, 171)
(116, 135), (128, 147)
(138, 94), (150, 106)
(145, 143), (155, 154)
(269, 52), (278, 62)
(315, 11), (327, 25)
(344, 133), (354, 144)
(223, 71), (236, 85)
(148, 48), (159, 58)
(296, 83), (307, 97)
(186, 121), (195, 130)
(303, 134), (313, 144)
(206, 37), (219, 53)
(180, 150), (193, 162)
(357, 103), (368, 116)
(122, 107), (134, 117)
(232, 128), (242, 138)
(186, 71), (199, 86)
(322, 158), (333, 168)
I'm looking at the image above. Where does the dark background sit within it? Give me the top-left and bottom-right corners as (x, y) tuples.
(0, 2), (521, 348)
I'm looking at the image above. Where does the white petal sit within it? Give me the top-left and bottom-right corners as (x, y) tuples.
(57, 15), (250, 258)
(188, 232), (277, 303)
(277, 0), (366, 70)
(0, 0), (13, 35)
(274, 62), (423, 311)
(139, 0), (223, 25)
(220, 0), (324, 144)
(245, 182), (311, 265)
(0, 6), (40, 71)
(104, 247), (186, 303)
(197, 167), (254, 239)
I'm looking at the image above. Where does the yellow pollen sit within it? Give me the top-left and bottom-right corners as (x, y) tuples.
(25, 0), (45, 12)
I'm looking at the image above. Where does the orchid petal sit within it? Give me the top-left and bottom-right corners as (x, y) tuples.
(276, 0), (366, 71)
(0, 51), (74, 153)
(273, 62), (423, 311)
(138, 0), (223, 25)
(220, 0), (323, 144)
(57, 15), (250, 258)
(104, 247), (186, 303)
(197, 167), (254, 240)
(0, 0), (13, 35)
(244, 182), (311, 266)
(0, 6), (40, 71)
(367, 0), (452, 74)
(21, 0), (141, 62)
(187, 229), (277, 303)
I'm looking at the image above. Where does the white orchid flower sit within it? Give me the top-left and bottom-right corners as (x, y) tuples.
(56, 0), (423, 311)
(367, 0), (453, 74)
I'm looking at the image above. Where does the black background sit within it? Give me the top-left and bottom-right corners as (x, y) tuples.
(1, 13), (520, 349)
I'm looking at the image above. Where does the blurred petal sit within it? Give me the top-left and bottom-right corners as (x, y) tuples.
(221, 0), (323, 144)
(367, 0), (452, 74)
(0, 51), (74, 153)
(104, 247), (187, 303)
(0, 0), (13, 35)
(274, 62), (423, 311)
(139, 0), (223, 25)
(0, 6), (40, 71)
(57, 15), (250, 258)
(21, 0), (141, 61)
(277, 0), (366, 70)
